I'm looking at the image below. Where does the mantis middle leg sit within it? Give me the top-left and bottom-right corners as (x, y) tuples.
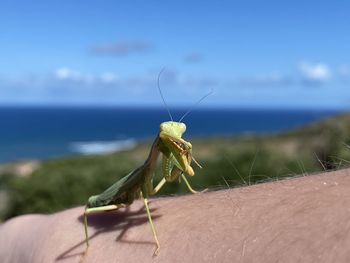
(153, 175), (204, 195)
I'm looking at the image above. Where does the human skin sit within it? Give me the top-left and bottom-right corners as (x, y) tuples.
(1, 169), (350, 263)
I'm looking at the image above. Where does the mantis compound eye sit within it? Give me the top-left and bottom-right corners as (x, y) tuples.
(180, 122), (186, 132)
(160, 123), (168, 132)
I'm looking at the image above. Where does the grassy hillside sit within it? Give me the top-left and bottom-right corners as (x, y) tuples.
(0, 113), (350, 220)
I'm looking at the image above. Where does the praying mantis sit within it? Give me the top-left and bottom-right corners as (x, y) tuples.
(83, 70), (210, 256)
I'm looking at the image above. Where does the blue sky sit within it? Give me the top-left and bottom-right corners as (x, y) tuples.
(0, 0), (349, 109)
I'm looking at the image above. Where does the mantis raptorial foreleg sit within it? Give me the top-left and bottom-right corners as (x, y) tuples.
(154, 137), (204, 195)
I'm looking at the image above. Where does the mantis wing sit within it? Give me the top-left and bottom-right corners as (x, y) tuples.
(89, 166), (144, 207)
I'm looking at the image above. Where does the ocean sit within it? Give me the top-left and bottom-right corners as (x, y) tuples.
(0, 107), (341, 163)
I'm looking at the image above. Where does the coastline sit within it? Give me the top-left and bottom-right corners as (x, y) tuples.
(0, 160), (41, 177)
(0, 107), (343, 163)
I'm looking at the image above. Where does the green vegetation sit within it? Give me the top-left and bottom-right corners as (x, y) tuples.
(1, 113), (350, 221)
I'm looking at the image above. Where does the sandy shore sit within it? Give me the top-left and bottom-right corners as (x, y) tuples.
(0, 160), (40, 177)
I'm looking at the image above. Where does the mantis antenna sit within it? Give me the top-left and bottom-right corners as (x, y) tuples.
(179, 89), (213, 122)
(158, 67), (173, 121)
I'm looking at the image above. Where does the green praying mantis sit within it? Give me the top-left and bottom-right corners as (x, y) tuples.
(83, 70), (211, 256)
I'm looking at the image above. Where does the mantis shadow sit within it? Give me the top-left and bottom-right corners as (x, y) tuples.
(55, 204), (161, 261)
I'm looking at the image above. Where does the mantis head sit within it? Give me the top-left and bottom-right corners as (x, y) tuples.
(160, 121), (186, 138)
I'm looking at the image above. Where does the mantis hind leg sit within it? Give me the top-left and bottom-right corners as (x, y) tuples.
(142, 196), (160, 256)
(84, 204), (126, 248)
(84, 210), (90, 247)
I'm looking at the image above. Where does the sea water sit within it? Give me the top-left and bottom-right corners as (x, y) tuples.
(0, 106), (340, 163)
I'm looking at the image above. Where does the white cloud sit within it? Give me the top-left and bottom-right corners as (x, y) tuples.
(100, 72), (118, 84)
(3, 64), (347, 107)
(54, 68), (120, 85)
(298, 62), (331, 83)
(55, 67), (81, 81)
